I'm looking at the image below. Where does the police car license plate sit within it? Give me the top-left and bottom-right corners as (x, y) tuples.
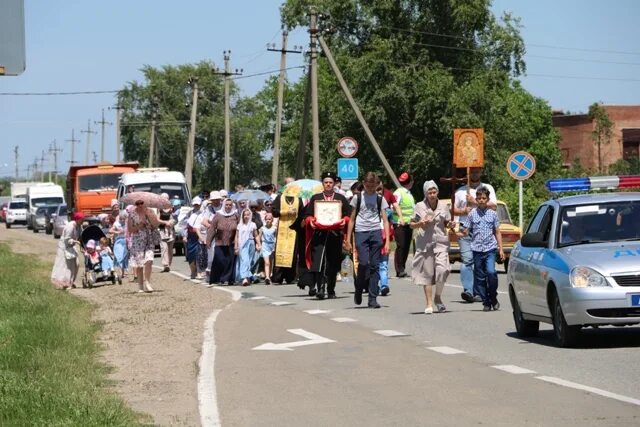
(631, 294), (640, 307)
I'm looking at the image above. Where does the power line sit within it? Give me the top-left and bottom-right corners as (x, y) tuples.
(0, 90), (118, 96)
(232, 65), (305, 80)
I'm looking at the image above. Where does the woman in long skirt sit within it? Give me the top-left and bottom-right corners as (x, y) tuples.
(50, 212), (84, 289)
(235, 208), (261, 286)
(207, 198), (239, 285)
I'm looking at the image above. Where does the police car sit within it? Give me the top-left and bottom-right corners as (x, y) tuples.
(508, 175), (640, 347)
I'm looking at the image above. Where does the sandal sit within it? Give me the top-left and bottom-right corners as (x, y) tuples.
(436, 303), (447, 313)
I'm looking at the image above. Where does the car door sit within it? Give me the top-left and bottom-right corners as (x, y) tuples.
(527, 206), (555, 316)
(511, 205), (551, 314)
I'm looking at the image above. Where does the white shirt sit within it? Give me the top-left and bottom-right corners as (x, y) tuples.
(454, 183), (497, 223)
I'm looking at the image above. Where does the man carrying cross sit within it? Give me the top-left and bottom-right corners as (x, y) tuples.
(454, 167), (497, 303)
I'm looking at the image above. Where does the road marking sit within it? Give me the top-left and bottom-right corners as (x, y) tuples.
(197, 309), (221, 427)
(249, 296), (268, 300)
(304, 309), (332, 315)
(271, 301), (294, 306)
(170, 270), (242, 301)
(536, 376), (640, 406)
(374, 330), (409, 337)
(331, 317), (357, 323)
(253, 329), (336, 351)
(492, 365), (537, 374)
(427, 346), (466, 355)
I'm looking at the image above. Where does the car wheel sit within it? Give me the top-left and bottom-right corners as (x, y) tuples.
(33, 227), (38, 233)
(45, 226), (52, 235)
(5, 223), (10, 229)
(551, 289), (581, 348)
(53, 233), (60, 239)
(509, 286), (539, 337)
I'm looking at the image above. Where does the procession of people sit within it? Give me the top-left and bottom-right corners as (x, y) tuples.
(50, 165), (504, 313)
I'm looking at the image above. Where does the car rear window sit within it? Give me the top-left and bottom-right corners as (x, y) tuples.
(9, 202), (27, 209)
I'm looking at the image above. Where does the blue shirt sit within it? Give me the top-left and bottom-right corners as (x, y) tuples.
(461, 207), (499, 252)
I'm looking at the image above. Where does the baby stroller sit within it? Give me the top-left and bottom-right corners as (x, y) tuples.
(80, 225), (121, 288)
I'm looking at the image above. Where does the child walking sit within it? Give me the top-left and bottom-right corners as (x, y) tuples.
(259, 213), (277, 285)
(235, 208), (261, 286)
(460, 186), (505, 311)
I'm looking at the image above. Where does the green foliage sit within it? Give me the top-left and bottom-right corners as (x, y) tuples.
(118, 62), (272, 191)
(588, 102), (614, 173)
(0, 244), (147, 426)
(274, 0), (562, 225)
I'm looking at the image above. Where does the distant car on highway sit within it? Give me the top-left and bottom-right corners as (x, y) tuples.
(33, 205), (59, 233)
(508, 176), (640, 347)
(448, 200), (521, 271)
(5, 199), (28, 228)
(52, 204), (68, 239)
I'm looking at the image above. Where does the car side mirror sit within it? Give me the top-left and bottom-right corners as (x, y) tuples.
(520, 232), (547, 248)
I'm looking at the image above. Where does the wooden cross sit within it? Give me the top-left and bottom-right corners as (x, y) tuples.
(439, 162), (467, 221)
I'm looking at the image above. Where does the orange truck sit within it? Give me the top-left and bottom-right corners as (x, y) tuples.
(66, 162), (139, 217)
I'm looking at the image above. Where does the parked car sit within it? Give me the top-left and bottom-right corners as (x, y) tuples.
(508, 186), (640, 347)
(0, 202), (8, 223)
(32, 205), (59, 233)
(44, 204), (64, 235)
(5, 199), (28, 228)
(447, 200), (521, 271)
(52, 204), (68, 239)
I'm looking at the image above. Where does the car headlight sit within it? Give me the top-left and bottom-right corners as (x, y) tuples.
(570, 266), (610, 288)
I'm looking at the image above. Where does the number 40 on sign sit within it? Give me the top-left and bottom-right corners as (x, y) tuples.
(337, 158), (358, 180)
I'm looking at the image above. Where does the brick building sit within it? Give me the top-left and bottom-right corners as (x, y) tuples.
(552, 105), (640, 171)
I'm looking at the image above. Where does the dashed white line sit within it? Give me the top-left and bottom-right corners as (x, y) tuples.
(271, 301), (294, 306)
(536, 376), (640, 407)
(374, 330), (409, 337)
(249, 296), (268, 300)
(427, 346), (466, 355)
(491, 365), (537, 375)
(331, 317), (357, 323)
(304, 309), (332, 315)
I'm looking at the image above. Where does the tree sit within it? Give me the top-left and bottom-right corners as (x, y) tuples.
(274, 0), (562, 225)
(588, 102), (613, 174)
(118, 62), (272, 192)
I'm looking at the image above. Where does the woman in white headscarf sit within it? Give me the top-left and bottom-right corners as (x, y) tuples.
(410, 180), (454, 314)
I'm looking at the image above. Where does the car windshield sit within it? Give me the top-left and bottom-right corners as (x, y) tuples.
(58, 205), (68, 216)
(126, 183), (188, 205)
(497, 204), (512, 225)
(9, 202), (27, 209)
(37, 206), (58, 215)
(32, 197), (64, 207)
(79, 173), (121, 191)
(558, 201), (640, 247)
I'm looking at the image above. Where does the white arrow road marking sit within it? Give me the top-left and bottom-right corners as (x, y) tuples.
(249, 296), (267, 300)
(252, 329), (336, 351)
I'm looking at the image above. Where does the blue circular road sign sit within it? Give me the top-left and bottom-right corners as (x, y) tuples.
(507, 151), (536, 181)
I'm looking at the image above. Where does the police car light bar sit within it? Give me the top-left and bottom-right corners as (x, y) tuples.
(545, 175), (640, 192)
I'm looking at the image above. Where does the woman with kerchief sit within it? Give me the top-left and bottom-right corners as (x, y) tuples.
(207, 198), (240, 285)
(50, 211), (85, 289)
(128, 197), (171, 293)
(410, 180), (454, 314)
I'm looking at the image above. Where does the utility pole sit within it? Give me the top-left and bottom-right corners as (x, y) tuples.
(81, 119), (97, 165)
(318, 35), (401, 189)
(39, 150), (47, 181)
(214, 52), (242, 190)
(49, 140), (63, 184)
(92, 151), (98, 164)
(66, 129), (80, 167)
(14, 146), (19, 180)
(95, 108), (112, 162)
(295, 70), (312, 179)
(185, 77), (199, 192)
(309, 11), (321, 180)
(148, 97), (159, 168)
(32, 157), (39, 181)
(268, 31), (303, 186)
(111, 104), (123, 163)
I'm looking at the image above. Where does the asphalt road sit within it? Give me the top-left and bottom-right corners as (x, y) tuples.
(14, 227), (640, 425)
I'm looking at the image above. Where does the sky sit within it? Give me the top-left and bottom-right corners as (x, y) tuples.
(1, 0), (639, 179)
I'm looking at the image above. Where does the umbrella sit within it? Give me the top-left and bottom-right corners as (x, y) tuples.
(282, 179), (323, 200)
(230, 189), (271, 203)
(120, 191), (171, 209)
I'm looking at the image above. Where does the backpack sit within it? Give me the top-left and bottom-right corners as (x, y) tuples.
(354, 192), (383, 225)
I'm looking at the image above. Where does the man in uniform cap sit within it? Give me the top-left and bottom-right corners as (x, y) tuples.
(391, 172), (416, 278)
(302, 171), (352, 299)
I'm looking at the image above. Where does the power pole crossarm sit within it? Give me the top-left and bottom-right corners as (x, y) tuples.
(66, 129), (81, 167)
(318, 35), (401, 189)
(81, 119), (97, 165)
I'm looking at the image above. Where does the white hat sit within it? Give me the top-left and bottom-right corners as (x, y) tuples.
(86, 239), (96, 249)
(209, 190), (222, 200)
(111, 198), (119, 207)
(219, 189), (228, 198)
(192, 196), (202, 205)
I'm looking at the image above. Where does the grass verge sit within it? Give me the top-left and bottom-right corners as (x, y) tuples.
(0, 243), (149, 426)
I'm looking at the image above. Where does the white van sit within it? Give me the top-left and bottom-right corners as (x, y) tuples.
(26, 183), (65, 229)
(117, 169), (192, 255)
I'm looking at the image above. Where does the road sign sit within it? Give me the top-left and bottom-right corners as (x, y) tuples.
(337, 158), (358, 180)
(337, 137), (358, 158)
(507, 151), (536, 181)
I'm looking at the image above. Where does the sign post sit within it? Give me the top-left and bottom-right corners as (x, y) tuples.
(507, 151), (536, 230)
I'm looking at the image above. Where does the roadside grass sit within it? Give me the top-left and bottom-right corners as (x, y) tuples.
(0, 243), (149, 426)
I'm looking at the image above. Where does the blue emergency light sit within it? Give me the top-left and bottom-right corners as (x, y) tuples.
(545, 175), (640, 193)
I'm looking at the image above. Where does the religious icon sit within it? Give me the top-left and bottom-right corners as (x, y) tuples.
(314, 201), (342, 226)
(453, 128), (484, 168)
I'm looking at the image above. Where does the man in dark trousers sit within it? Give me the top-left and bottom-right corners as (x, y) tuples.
(303, 172), (351, 299)
(392, 172), (416, 277)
